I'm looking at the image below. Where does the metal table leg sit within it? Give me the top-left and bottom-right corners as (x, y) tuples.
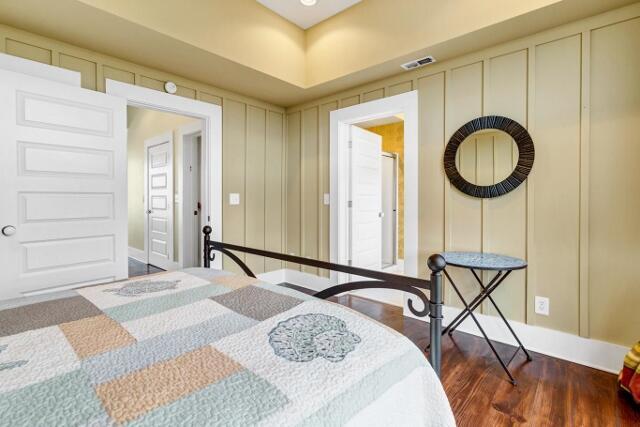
(443, 269), (518, 385)
(468, 269), (532, 362)
(443, 270), (507, 335)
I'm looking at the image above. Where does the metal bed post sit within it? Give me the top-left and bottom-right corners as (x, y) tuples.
(428, 254), (446, 377)
(203, 225), (213, 268)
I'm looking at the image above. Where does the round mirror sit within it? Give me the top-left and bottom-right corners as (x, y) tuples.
(444, 116), (534, 198)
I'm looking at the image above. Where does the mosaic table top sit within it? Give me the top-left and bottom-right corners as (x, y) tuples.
(440, 251), (527, 271)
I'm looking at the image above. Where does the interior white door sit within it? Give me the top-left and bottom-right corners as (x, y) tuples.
(0, 68), (127, 300)
(349, 126), (382, 270)
(145, 134), (174, 270)
(381, 154), (397, 267)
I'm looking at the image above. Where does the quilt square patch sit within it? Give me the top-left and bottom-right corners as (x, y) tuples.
(95, 346), (243, 424)
(122, 299), (232, 341)
(0, 369), (105, 426)
(211, 285), (303, 321)
(0, 296), (101, 337)
(76, 271), (210, 310)
(60, 315), (136, 359)
(211, 274), (261, 290)
(0, 326), (79, 394)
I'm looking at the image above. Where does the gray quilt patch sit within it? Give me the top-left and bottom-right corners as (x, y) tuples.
(268, 313), (361, 363)
(104, 280), (181, 297)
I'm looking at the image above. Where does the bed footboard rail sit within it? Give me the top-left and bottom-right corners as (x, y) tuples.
(203, 226), (446, 377)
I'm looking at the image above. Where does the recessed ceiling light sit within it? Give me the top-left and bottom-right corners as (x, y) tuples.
(300, 0), (317, 6)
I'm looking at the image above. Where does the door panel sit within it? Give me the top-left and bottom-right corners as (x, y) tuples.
(0, 68), (126, 300)
(146, 137), (174, 270)
(349, 126), (382, 271)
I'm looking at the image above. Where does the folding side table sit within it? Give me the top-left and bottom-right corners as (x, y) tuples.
(433, 251), (532, 385)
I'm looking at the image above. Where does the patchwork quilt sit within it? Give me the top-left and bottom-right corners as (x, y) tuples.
(0, 268), (455, 426)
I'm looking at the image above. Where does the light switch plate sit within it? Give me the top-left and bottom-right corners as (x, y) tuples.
(229, 193), (240, 205)
(323, 193), (330, 205)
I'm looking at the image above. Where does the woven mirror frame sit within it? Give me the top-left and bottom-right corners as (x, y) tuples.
(443, 115), (535, 198)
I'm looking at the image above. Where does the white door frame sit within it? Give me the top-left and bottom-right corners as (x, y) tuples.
(178, 121), (204, 268)
(381, 151), (398, 267)
(144, 132), (175, 270)
(330, 90), (418, 283)
(106, 80), (222, 270)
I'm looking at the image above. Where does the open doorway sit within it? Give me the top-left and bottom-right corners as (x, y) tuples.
(106, 80), (223, 275)
(353, 115), (405, 274)
(126, 106), (204, 277)
(330, 91), (418, 306)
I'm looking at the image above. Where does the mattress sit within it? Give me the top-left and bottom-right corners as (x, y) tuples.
(0, 268), (455, 426)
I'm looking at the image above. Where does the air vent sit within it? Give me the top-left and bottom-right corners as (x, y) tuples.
(401, 55), (436, 70)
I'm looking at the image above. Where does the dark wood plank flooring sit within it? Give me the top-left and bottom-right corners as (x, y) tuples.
(329, 293), (639, 426)
(128, 257), (164, 278)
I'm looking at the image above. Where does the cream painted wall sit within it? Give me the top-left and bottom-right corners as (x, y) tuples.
(0, 22), (286, 275)
(127, 106), (199, 263)
(286, 5), (640, 347)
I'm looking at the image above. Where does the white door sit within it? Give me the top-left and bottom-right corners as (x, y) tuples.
(381, 153), (397, 267)
(145, 133), (174, 270)
(349, 126), (382, 270)
(0, 68), (127, 300)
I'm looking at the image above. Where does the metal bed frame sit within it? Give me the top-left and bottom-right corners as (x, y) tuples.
(202, 226), (446, 377)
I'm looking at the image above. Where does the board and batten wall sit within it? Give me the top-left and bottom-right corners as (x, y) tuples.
(0, 23), (286, 275)
(285, 4), (640, 347)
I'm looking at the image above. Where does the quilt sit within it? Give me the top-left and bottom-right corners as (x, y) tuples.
(0, 268), (454, 426)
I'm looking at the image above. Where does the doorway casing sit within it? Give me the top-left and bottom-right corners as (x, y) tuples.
(329, 90), (419, 304)
(106, 80), (222, 270)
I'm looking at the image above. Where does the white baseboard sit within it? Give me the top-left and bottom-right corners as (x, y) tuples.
(404, 302), (627, 374)
(257, 269), (286, 284)
(128, 247), (146, 263)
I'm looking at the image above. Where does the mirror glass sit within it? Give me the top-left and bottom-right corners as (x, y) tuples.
(455, 129), (519, 185)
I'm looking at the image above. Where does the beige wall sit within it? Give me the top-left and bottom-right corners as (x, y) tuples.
(0, 23), (286, 275)
(366, 122), (405, 259)
(286, 5), (640, 347)
(127, 106), (200, 262)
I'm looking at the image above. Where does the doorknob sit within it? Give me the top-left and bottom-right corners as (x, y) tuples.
(2, 225), (16, 236)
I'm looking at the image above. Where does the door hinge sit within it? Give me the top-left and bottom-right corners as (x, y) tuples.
(347, 200), (353, 208)
(207, 215), (211, 222)
(348, 140), (353, 148)
(347, 259), (352, 265)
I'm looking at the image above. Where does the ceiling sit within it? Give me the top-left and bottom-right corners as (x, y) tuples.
(256, 0), (361, 29)
(0, 0), (636, 107)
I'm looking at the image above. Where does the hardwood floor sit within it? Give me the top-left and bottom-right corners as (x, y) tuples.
(328, 293), (640, 426)
(127, 257), (164, 278)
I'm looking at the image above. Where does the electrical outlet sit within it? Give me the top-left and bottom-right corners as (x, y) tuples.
(535, 296), (550, 316)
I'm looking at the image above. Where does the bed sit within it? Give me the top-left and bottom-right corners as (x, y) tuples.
(0, 228), (454, 426)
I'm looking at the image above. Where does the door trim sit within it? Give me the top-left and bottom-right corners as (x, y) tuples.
(330, 91), (418, 283)
(381, 151), (398, 267)
(178, 121), (204, 268)
(106, 80), (222, 270)
(144, 132), (176, 270)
